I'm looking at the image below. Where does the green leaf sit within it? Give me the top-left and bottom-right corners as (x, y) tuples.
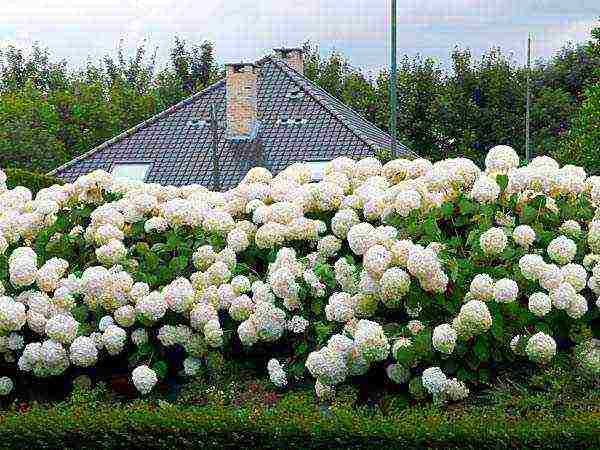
(314, 322), (335, 346)
(294, 342), (308, 356)
(478, 367), (491, 383)
(311, 298), (324, 316)
(152, 360), (169, 380)
(233, 262), (250, 276)
(288, 361), (306, 378)
(496, 174), (508, 192)
(530, 195), (546, 210)
(440, 202), (454, 218)
(459, 198), (476, 215)
(422, 217), (442, 241)
(457, 368), (476, 382)
(151, 243), (166, 254)
(491, 311), (504, 340)
(137, 343), (152, 356)
(144, 252), (160, 272)
(473, 336), (490, 362)
(169, 255), (189, 274)
(520, 205), (537, 224)
(72, 304), (89, 323)
(158, 266), (174, 284)
(535, 322), (551, 334)
(130, 221), (145, 238)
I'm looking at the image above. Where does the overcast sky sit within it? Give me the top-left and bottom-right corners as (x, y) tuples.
(1, 0), (598, 75)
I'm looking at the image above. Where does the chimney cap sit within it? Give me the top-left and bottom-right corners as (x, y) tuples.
(225, 62), (257, 71)
(273, 47), (303, 55)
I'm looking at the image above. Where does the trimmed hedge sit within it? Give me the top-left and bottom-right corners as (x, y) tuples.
(4, 168), (62, 194)
(1, 391), (598, 449)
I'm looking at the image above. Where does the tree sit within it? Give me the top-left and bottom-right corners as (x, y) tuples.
(169, 37), (218, 99)
(554, 79), (600, 173)
(537, 20), (600, 101)
(0, 43), (68, 93)
(0, 82), (67, 171)
(440, 47), (527, 164)
(529, 86), (575, 157)
(1, 21), (599, 174)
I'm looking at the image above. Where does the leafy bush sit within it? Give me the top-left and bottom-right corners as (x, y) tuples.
(0, 384), (598, 449)
(0, 145), (598, 406)
(4, 168), (61, 194)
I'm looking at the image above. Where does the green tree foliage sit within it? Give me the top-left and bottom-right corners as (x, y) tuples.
(0, 21), (599, 172)
(302, 22), (600, 165)
(0, 82), (67, 170)
(158, 37), (219, 106)
(554, 80), (600, 173)
(537, 23), (600, 100)
(376, 55), (446, 159)
(0, 37), (220, 172)
(303, 41), (379, 124)
(550, 22), (600, 173)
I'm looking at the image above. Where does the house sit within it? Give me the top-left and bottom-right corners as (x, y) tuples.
(49, 47), (415, 189)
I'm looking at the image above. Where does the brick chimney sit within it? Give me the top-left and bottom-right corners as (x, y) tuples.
(273, 47), (304, 74)
(225, 62), (259, 140)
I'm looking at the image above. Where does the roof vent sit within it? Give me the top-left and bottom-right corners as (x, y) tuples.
(285, 90), (305, 100)
(277, 118), (307, 126)
(187, 118), (207, 128)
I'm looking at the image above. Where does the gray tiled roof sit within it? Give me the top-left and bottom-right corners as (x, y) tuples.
(50, 55), (415, 189)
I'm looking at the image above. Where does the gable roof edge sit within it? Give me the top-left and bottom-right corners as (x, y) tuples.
(48, 79), (226, 177)
(269, 56), (417, 158)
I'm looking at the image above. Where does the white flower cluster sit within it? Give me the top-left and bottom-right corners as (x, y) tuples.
(422, 366), (469, 403)
(0, 376), (13, 396)
(307, 320), (389, 395)
(479, 227), (507, 255)
(432, 324), (457, 354)
(132, 365), (158, 394)
(0, 145), (597, 403)
(525, 332), (557, 364)
(547, 235), (577, 265)
(9, 247), (38, 288)
(267, 358), (287, 388)
(574, 339), (600, 378)
(452, 300), (492, 339)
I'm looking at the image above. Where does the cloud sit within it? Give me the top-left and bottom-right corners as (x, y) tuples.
(0, 0), (598, 71)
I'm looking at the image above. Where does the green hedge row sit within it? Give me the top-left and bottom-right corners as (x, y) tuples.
(1, 392), (598, 449)
(4, 168), (62, 194)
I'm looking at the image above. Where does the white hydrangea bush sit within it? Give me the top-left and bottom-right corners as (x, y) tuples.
(0, 144), (597, 401)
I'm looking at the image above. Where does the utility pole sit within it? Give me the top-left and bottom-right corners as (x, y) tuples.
(390, 0), (398, 157)
(525, 33), (532, 163)
(209, 104), (221, 191)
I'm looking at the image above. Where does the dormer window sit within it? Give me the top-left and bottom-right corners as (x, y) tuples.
(187, 118), (207, 128)
(277, 118), (307, 126)
(111, 163), (150, 182)
(286, 90), (305, 100)
(305, 161), (328, 181)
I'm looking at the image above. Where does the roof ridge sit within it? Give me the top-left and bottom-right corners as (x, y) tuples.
(270, 57), (416, 157)
(48, 79), (226, 176)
